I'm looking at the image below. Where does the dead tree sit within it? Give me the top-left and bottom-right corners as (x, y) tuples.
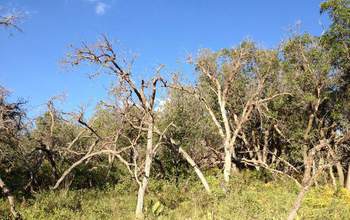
(61, 35), (211, 218)
(286, 135), (344, 220)
(0, 10), (24, 32)
(171, 43), (289, 183)
(0, 12), (26, 218)
(35, 99), (63, 182)
(52, 109), (133, 189)
(286, 162), (330, 220)
(0, 87), (24, 219)
(174, 141), (211, 193)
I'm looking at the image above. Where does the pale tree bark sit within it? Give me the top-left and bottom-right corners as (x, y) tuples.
(223, 146), (232, 183)
(219, 93), (238, 181)
(135, 120), (153, 219)
(157, 130), (211, 194)
(53, 144), (135, 189)
(178, 146), (211, 193)
(0, 176), (21, 219)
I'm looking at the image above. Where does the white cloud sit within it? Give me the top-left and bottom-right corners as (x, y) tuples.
(82, 0), (110, 16)
(95, 2), (108, 15)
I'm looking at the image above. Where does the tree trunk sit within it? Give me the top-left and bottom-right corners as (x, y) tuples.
(287, 184), (310, 220)
(262, 129), (269, 164)
(336, 162), (345, 187)
(135, 121), (153, 219)
(231, 150), (239, 173)
(312, 160), (318, 186)
(302, 151), (313, 184)
(220, 97), (232, 184)
(179, 146), (211, 193)
(271, 148), (277, 164)
(287, 174), (316, 220)
(135, 178), (148, 219)
(0, 176), (20, 219)
(345, 163), (350, 191)
(39, 144), (59, 181)
(329, 166), (336, 187)
(223, 143), (231, 183)
(223, 137), (240, 183)
(288, 153), (323, 220)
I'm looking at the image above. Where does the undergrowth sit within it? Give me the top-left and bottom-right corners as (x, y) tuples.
(1, 171), (350, 220)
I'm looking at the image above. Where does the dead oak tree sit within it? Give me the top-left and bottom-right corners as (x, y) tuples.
(61, 36), (210, 218)
(172, 42), (289, 183)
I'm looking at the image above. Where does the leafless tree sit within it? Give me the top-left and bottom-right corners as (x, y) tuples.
(60, 35), (211, 218)
(0, 10), (24, 32)
(286, 137), (346, 220)
(171, 43), (289, 183)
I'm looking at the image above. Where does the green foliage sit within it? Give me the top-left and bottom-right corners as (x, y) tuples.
(158, 88), (218, 179)
(1, 1), (350, 219)
(321, 0), (350, 124)
(2, 172), (350, 219)
(321, 0), (350, 72)
(151, 201), (164, 216)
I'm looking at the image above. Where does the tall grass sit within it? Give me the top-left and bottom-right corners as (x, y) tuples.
(1, 171), (350, 219)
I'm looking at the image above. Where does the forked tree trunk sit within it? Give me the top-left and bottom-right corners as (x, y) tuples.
(223, 140), (239, 183)
(178, 146), (211, 193)
(220, 97), (239, 183)
(135, 121), (153, 219)
(0, 176), (20, 219)
(288, 150), (323, 220)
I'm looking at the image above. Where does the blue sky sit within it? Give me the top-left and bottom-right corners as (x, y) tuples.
(0, 0), (328, 117)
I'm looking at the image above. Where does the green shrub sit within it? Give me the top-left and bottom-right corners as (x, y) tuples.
(2, 171), (350, 219)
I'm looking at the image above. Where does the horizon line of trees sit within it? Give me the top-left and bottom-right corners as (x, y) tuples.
(1, 0), (349, 219)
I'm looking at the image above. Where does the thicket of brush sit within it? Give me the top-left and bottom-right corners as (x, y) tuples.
(0, 0), (349, 219)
